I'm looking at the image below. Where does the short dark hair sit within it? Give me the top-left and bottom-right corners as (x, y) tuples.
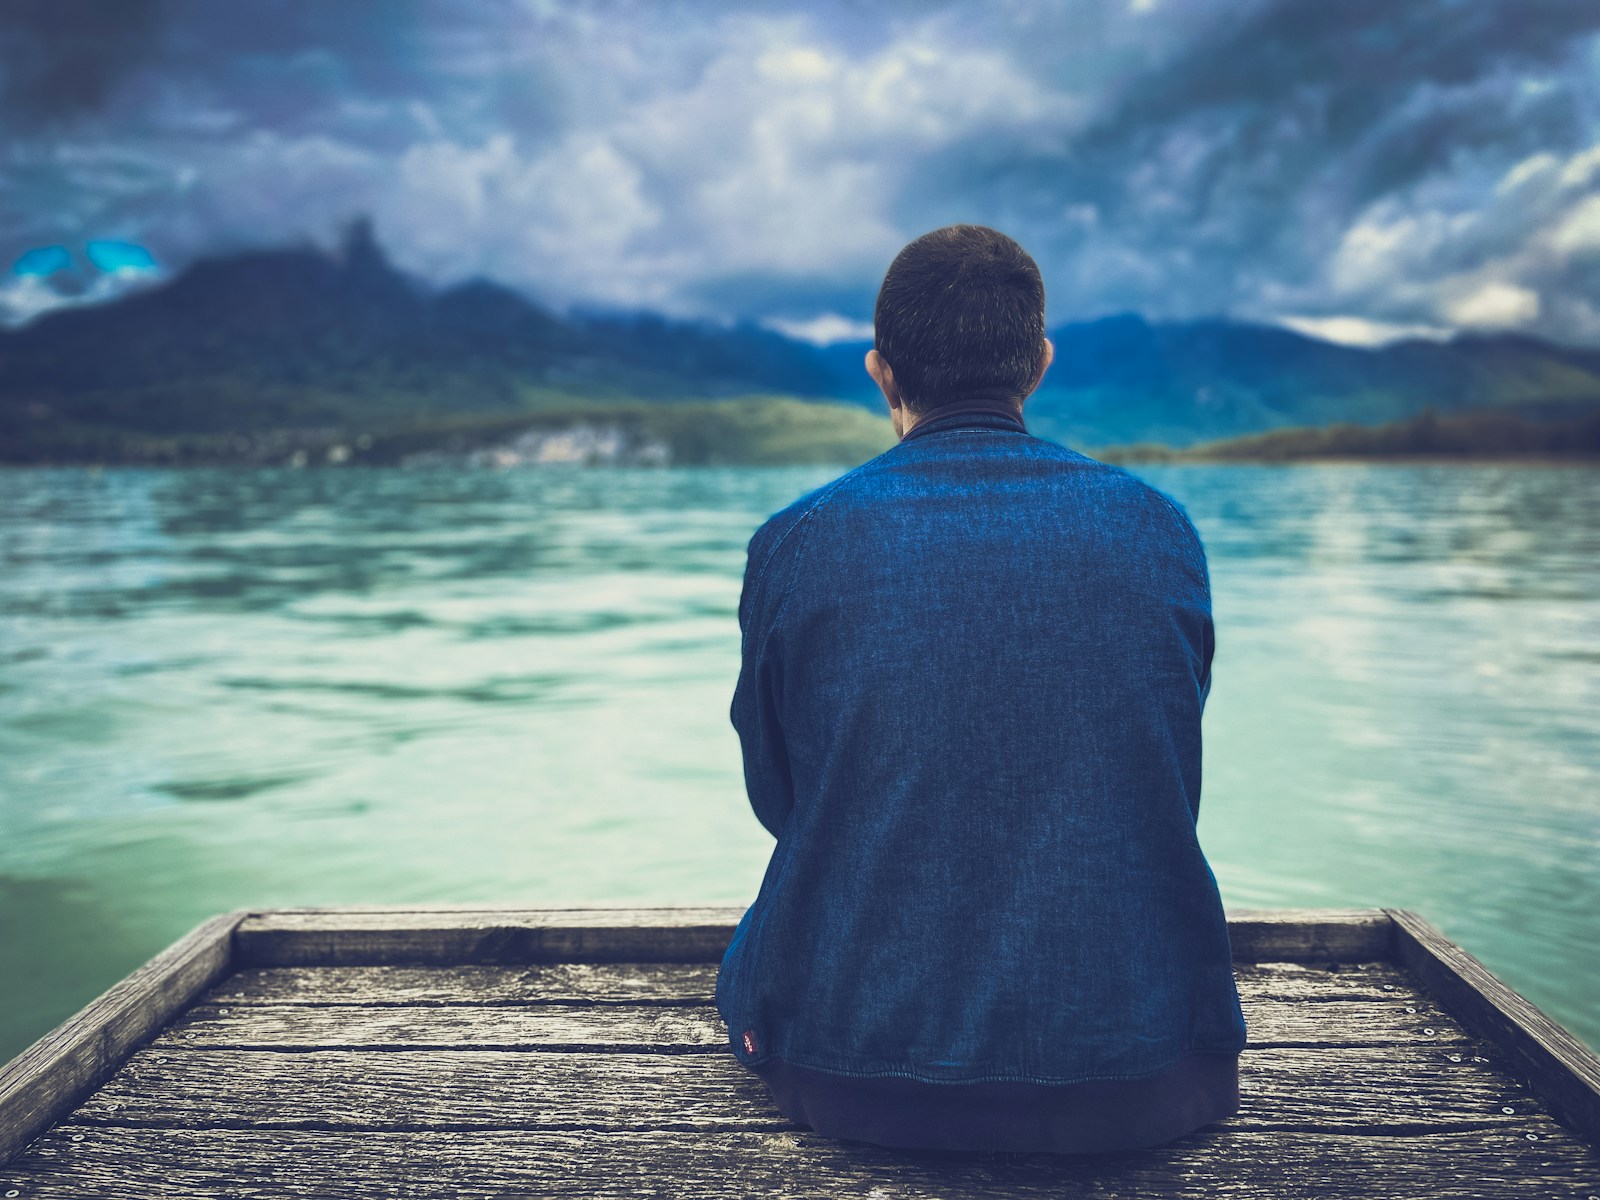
(873, 225), (1046, 414)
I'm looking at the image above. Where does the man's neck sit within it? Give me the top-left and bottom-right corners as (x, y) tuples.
(900, 396), (1026, 439)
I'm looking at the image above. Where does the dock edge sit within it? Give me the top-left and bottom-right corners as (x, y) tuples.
(0, 908), (248, 1164)
(1384, 906), (1600, 1145)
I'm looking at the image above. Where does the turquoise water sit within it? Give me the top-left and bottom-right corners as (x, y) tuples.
(1, 463), (1596, 1060)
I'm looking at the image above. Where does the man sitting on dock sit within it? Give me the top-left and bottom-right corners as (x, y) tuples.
(716, 224), (1248, 1154)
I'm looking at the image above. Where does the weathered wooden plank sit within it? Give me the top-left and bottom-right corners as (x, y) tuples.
(72, 1045), (1538, 1133)
(232, 907), (1395, 966)
(0, 910), (245, 1166)
(7, 1125), (1595, 1200)
(1387, 907), (1600, 1144)
(240, 903), (733, 913)
(153, 996), (1471, 1051)
(156, 1003), (728, 1049)
(209, 961), (725, 1005)
(1237, 960), (1419, 999)
(205, 960), (1421, 1007)
(233, 906), (746, 965)
(1224, 909), (1394, 963)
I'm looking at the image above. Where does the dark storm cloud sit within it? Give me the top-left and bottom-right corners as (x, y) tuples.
(0, 0), (166, 124)
(1091, 0), (1594, 143)
(1074, 0), (1598, 206)
(880, 0), (1600, 340)
(3, 0), (1599, 344)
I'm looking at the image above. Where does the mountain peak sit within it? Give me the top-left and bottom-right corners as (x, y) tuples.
(337, 216), (385, 272)
(326, 215), (423, 312)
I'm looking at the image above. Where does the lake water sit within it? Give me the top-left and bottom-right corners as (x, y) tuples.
(1, 462), (1597, 1062)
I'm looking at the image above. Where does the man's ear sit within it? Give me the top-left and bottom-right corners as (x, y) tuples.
(1030, 337), (1055, 394)
(1018, 337), (1055, 401)
(865, 348), (902, 411)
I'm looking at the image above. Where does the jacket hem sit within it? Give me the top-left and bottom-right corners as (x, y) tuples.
(736, 1039), (1247, 1088)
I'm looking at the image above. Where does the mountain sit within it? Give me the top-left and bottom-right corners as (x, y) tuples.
(1020, 314), (1600, 449)
(0, 219), (867, 447)
(3, 220), (1599, 463)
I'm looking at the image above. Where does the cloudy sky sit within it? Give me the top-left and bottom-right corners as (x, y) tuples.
(3, 0), (1599, 345)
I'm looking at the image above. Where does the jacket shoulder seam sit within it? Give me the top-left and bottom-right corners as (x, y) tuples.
(747, 463), (876, 649)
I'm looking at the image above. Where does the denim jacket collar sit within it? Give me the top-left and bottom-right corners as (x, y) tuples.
(898, 397), (1028, 443)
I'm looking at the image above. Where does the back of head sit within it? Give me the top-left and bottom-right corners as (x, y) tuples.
(873, 225), (1046, 415)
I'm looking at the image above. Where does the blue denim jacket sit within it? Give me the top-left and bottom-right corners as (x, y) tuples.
(716, 399), (1247, 1085)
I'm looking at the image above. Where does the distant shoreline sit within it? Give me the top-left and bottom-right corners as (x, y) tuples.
(1094, 405), (1600, 466)
(0, 396), (897, 470)
(7, 449), (1598, 471)
(1098, 451), (1600, 467)
(7, 398), (1599, 470)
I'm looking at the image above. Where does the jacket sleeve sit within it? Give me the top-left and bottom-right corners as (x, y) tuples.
(1198, 561), (1215, 716)
(1159, 489), (1215, 716)
(729, 512), (807, 840)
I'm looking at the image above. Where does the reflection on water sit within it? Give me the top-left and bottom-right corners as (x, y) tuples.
(1, 462), (1597, 1060)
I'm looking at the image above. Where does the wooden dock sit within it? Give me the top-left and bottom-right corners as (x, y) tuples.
(2, 906), (1598, 1197)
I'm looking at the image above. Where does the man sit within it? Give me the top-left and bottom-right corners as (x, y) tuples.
(715, 225), (1246, 1154)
